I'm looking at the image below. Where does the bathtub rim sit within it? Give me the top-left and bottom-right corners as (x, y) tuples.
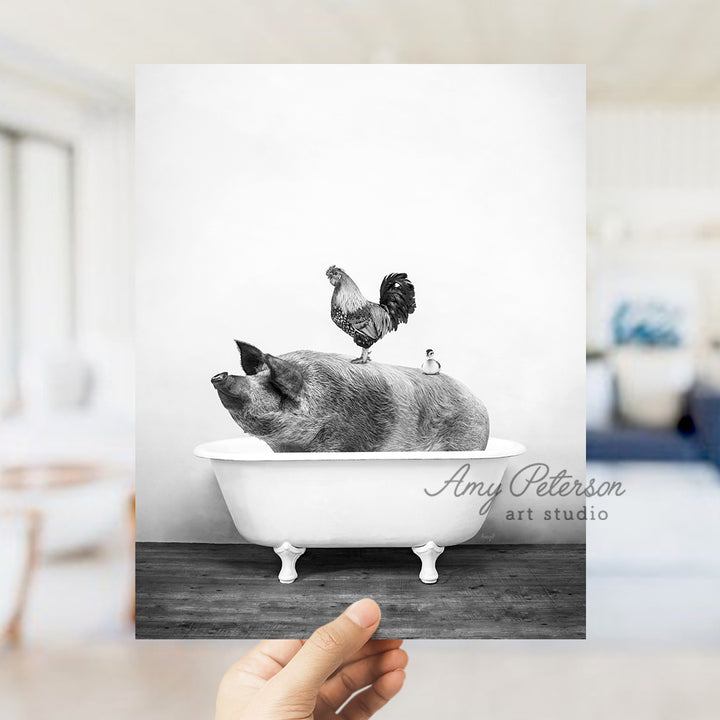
(194, 436), (526, 462)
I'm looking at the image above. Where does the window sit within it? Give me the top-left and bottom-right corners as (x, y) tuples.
(0, 128), (75, 415)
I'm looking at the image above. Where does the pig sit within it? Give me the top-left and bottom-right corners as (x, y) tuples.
(211, 341), (490, 452)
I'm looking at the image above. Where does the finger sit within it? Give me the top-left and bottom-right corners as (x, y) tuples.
(290, 637), (402, 679)
(330, 638), (404, 675)
(216, 640), (304, 720)
(339, 669), (406, 720)
(225, 640), (304, 687)
(269, 598), (381, 698)
(252, 639), (305, 669)
(318, 648), (408, 712)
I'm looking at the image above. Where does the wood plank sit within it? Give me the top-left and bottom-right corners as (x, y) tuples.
(136, 543), (585, 639)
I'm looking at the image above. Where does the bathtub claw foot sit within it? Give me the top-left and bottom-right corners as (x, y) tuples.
(412, 541), (444, 584)
(274, 542), (306, 583)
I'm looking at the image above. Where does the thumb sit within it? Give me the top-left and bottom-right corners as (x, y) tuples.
(269, 598), (381, 698)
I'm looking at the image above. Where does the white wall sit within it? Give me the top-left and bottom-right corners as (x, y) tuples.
(136, 65), (586, 543)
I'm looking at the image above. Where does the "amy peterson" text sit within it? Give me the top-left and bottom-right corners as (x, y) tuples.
(424, 462), (625, 515)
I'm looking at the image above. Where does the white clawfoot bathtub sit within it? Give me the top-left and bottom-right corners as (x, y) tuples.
(195, 437), (525, 584)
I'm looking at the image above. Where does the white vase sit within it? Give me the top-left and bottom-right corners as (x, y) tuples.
(586, 358), (614, 429)
(699, 346), (720, 390)
(613, 346), (695, 428)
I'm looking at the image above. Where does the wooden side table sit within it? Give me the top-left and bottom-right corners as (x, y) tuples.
(0, 509), (41, 648)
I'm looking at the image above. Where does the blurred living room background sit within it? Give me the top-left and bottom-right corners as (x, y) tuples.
(1, 1), (719, 719)
(586, 105), (720, 642)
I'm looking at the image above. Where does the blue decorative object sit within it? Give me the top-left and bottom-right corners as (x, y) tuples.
(612, 301), (683, 347)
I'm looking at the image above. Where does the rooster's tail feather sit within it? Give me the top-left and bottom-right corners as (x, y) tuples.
(379, 273), (416, 331)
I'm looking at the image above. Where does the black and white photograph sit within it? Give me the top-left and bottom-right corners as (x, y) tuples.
(134, 64), (586, 639)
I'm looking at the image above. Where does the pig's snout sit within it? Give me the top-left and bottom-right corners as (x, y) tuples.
(211, 373), (249, 407)
(211, 372), (229, 387)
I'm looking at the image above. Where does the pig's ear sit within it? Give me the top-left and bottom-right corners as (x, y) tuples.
(235, 340), (266, 375)
(265, 355), (304, 402)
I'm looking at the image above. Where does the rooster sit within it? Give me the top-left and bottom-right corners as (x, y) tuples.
(326, 265), (416, 363)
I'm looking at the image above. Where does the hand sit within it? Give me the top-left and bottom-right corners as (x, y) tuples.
(215, 598), (407, 719)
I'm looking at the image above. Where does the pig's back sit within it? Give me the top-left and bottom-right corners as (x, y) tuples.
(389, 364), (489, 451)
(283, 351), (489, 452)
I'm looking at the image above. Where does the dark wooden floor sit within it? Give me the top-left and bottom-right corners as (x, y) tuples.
(136, 543), (585, 640)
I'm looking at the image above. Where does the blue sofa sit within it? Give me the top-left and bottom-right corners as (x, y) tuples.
(587, 384), (720, 466)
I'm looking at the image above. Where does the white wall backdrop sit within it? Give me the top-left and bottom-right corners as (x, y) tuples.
(136, 65), (586, 543)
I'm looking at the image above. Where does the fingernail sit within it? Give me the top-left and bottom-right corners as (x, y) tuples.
(344, 598), (380, 628)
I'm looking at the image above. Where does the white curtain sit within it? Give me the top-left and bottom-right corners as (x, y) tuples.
(74, 110), (134, 417)
(16, 138), (74, 354)
(0, 133), (15, 414)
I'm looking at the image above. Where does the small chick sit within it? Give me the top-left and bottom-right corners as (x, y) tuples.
(422, 348), (441, 375)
